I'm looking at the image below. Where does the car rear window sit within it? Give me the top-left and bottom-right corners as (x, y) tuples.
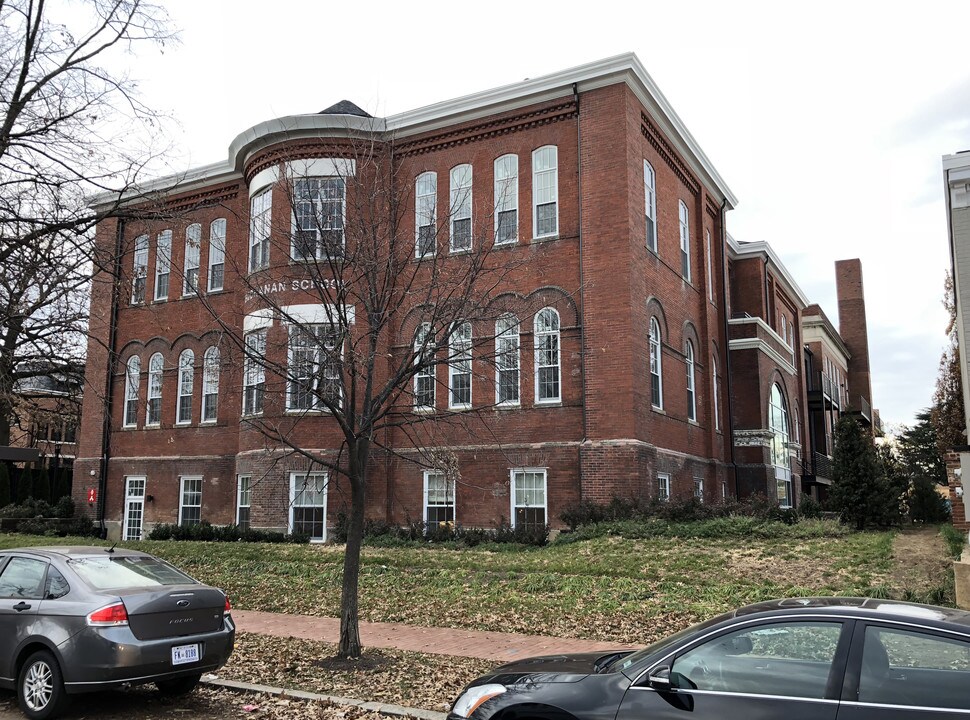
(68, 556), (197, 590)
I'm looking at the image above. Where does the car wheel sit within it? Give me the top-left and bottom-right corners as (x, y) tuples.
(17, 650), (68, 720)
(156, 673), (202, 696)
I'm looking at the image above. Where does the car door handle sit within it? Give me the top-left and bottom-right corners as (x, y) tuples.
(13, 602), (31, 612)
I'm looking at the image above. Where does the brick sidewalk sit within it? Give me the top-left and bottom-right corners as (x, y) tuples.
(233, 610), (633, 662)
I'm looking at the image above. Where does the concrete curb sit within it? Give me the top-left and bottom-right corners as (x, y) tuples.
(202, 676), (448, 720)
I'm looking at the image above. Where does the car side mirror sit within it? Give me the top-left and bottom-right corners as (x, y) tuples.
(646, 665), (672, 690)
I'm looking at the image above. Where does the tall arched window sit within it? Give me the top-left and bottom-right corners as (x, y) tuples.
(496, 314), (520, 405)
(679, 200), (691, 281)
(146, 353), (164, 426)
(644, 160), (657, 252)
(534, 308), (560, 403)
(123, 355), (140, 428)
(649, 318), (663, 409)
(202, 346), (220, 423)
(494, 154), (518, 244)
(131, 235), (148, 304)
(176, 350), (194, 425)
(414, 323), (435, 410)
(183, 224), (201, 295)
(532, 146), (559, 238)
(208, 219), (226, 292)
(449, 321), (472, 409)
(449, 164), (472, 252)
(686, 341), (696, 422)
(415, 172), (437, 257)
(154, 230), (171, 301)
(712, 355), (720, 432)
(769, 384), (792, 508)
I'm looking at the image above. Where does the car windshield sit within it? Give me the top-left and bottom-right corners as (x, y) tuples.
(68, 556), (197, 590)
(615, 610), (736, 673)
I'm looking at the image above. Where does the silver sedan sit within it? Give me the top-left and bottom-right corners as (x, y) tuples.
(0, 546), (235, 719)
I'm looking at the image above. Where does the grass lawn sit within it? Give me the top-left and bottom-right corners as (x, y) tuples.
(0, 520), (918, 646)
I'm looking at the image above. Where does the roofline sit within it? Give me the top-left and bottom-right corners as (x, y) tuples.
(90, 53), (737, 211)
(801, 309), (852, 361)
(726, 234), (810, 308)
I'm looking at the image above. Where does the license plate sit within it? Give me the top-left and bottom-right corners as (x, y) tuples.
(171, 643), (200, 665)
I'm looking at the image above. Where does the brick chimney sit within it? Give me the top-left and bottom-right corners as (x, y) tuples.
(835, 259), (873, 414)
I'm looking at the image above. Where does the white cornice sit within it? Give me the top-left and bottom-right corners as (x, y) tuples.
(726, 235), (810, 308)
(944, 152), (970, 210)
(728, 336), (798, 377)
(801, 315), (851, 362)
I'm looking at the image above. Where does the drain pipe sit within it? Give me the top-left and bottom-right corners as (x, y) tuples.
(718, 201), (739, 497)
(574, 83), (590, 492)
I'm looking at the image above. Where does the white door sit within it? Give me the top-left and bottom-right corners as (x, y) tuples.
(123, 476), (146, 540)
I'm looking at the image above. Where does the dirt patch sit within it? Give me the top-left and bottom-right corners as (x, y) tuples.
(888, 526), (951, 595)
(724, 545), (852, 589)
(313, 650), (393, 673)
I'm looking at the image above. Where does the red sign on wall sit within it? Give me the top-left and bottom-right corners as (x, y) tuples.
(87, 488), (97, 504)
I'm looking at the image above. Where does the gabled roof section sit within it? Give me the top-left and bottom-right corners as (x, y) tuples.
(727, 234), (810, 309)
(319, 100), (372, 117)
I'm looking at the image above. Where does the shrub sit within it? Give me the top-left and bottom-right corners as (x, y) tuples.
(32, 467), (51, 503)
(908, 477), (950, 524)
(941, 523), (968, 559)
(54, 495), (75, 519)
(798, 496), (823, 520)
(0, 463), (10, 508)
(146, 521), (307, 543)
(15, 468), (31, 503)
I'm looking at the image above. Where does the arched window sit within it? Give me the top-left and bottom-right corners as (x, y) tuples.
(449, 321), (472, 409)
(208, 219), (226, 292)
(183, 224), (201, 295)
(123, 355), (140, 427)
(131, 235), (148, 304)
(649, 318), (663, 409)
(686, 341), (696, 422)
(532, 146), (558, 238)
(679, 200), (690, 281)
(450, 164), (472, 252)
(769, 383), (792, 508)
(176, 349), (194, 425)
(414, 323), (435, 410)
(146, 353), (164, 426)
(644, 160), (657, 252)
(494, 154), (518, 244)
(712, 355), (720, 432)
(415, 172), (437, 257)
(534, 308), (560, 403)
(202, 346), (220, 423)
(496, 314), (520, 405)
(154, 230), (171, 301)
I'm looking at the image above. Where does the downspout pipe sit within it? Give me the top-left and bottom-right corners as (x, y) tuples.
(98, 218), (125, 538)
(574, 82), (590, 490)
(718, 200), (739, 497)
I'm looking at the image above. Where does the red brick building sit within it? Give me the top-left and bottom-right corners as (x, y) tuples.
(75, 54), (875, 540)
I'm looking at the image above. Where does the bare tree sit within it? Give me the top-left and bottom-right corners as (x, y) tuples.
(0, 0), (173, 447)
(193, 130), (556, 658)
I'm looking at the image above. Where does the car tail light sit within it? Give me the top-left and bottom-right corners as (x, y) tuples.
(87, 601), (129, 626)
(224, 595), (232, 615)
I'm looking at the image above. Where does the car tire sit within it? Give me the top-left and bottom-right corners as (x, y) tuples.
(17, 650), (68, 720)
(156, 673), (202, 696)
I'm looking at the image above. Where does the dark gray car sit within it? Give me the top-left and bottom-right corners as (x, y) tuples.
(0, 546), (235, 719)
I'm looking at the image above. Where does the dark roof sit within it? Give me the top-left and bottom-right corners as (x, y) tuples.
(318, 100), (372, 118)
(735, 596), (970, 628)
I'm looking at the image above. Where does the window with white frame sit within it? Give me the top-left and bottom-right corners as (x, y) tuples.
(288, 324), (342, 411)
(249, 189), (271, 272)
(236, 475), (251, 530)
(706, 229), (714, 302)
(424, 471), (455, 527)
(415, 172), (437, 257)
(650, 317), (663, 409)
(511, 469), (547, 528)
(686, 340), (696, 422)
(183, 224), (201, 295)
(208, 219), (226, 292)
(713, 355), (721, 431)
(154, 231), (171, 301)
(131, 235), (148, 304)
(679, 200), (691, 281)
(694, 477), (704, 502)
(413, 323), (435, 410)
(179, 476), (202, 526)
(770, 383), (792, 508)
(290, 472), (328, 541)
(532, 146), (558, 238)
(534, 308), (561, 403)
(496, 314), (520, 405)
(450, 164), (472, 252)
(146, 352), (163, 427)
(176, 349), (194, 425)
(448, 321), (472, 409)
(494, 154), (518, 244)
(657, 473), (671, 502)
(293, 177), (345, 260)
(722, 480), (728, 499)
(124, 355), (140, 428)
(202, 346), (219, 423)
(644, 160), (657, 252)
(243, 329), (266, 416)
(781, 315), (788, 345)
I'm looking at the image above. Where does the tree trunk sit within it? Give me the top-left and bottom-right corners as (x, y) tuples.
(337, 437), (369, 658)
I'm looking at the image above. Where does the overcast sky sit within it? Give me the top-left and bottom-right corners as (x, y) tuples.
(116, 0), (970, 429)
